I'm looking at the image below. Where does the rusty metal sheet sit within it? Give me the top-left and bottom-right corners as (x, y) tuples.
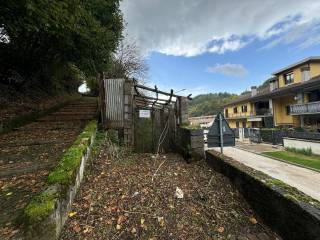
(104, 78), (125, 128)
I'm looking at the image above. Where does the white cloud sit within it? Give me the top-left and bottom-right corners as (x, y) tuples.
(121, 0), (320, 57)
(207, 63), (247, 77)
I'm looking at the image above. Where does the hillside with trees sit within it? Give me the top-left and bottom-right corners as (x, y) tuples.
(0, 0), (123, 98)
(188, 92), (238, 117)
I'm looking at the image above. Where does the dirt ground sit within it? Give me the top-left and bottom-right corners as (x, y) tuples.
(0, 97), (97, 239)
(60, 144), (280, 240)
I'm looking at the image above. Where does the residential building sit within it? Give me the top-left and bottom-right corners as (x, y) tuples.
(189, 115), (215, 128)
(224, 56), (320, 129)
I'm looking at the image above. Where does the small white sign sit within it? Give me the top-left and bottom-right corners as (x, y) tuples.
(139, 109), (151, 118)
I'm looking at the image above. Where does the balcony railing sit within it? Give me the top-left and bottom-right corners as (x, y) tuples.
(255, 108), (272, 116)
(290, 101), (320, 115)
(225, 109), (272, 119)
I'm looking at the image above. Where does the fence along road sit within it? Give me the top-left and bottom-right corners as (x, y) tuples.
(211, 147), (320, 201)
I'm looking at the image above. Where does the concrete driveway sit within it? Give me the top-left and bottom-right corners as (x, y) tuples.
(211, 147), (320, 201)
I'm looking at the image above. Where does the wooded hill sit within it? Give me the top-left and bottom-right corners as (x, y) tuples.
(0, 0), (123, 97)
(188, 92), (238, 117)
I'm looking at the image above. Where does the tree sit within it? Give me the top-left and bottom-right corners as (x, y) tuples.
(0, 0), (123, 94)
(108, 38), (149, 80)
(87, 37), (149, 96)
(188, 92), (238, 117)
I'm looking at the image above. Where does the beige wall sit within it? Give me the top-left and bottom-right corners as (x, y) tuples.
(278, 62), (320, 88)
(310, 62), (320, 78)
(273, 96), (300, 127)
(227, 119), (251, 128)
(224, 101), (254, 118)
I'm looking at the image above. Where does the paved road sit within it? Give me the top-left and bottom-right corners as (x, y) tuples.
(212, 147), (320, 201)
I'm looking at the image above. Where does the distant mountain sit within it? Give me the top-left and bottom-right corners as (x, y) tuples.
(188, 92), (238, 117)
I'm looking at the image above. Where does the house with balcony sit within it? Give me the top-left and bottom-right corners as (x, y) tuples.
(224, 78), (274, 129)
(224, 56), (320, 129)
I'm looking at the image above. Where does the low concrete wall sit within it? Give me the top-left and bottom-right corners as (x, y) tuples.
(283, 137), (320, 155)
(206, 150), (320, 240)
(23, 122), (97, 240)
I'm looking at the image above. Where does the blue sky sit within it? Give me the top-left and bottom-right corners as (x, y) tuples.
(147, 39), (320, 95)
(121, 0), (320, 96)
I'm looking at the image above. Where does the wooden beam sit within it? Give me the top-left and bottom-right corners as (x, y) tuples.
(135, 83), (192, 100)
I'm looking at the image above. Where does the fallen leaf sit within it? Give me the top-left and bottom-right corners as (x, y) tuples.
(73, 225), (81, 233)
(116, 224), (121, 230)
(217, 226), (225, 233)
(140, 218), (145, 225)
(6, 192), (12, 196)
(106, 219), (113, 225)
(83, 227), (92, 234)
(131, 227), (137, 234)
(249, 217), (258, 225)
(117, 215), (126, 225)
(68, 212), (77, 217)
(157, 217), (165, 227)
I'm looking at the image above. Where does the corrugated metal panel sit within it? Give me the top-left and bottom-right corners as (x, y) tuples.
(104, 79), (124, 128)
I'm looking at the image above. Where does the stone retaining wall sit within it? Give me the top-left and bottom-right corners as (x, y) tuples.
(175, 127), (204, 162)
(206, 150), (320, 240)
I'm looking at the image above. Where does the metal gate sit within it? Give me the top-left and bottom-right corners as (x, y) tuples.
(248, 128), (261, 143)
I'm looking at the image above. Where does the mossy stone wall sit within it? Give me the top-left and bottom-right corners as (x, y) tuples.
(206, 150), (320, 240)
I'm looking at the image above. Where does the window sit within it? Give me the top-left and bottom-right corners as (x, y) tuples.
(236, 121), (240, 128)
(286, 106), (291, 115)
(301, 67), (310, 82)
(270, 79), (279, 91)
(242, 121), (246, 128)
(225, 109), (229, 118)
(241, 105), (248, 113)
(233, 107), (238, 113)
(284, 72), (294, 85)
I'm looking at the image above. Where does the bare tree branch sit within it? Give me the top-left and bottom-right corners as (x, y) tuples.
(108, 38), (149, 83)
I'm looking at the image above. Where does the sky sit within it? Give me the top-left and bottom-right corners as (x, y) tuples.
(120, 0), (320, 97)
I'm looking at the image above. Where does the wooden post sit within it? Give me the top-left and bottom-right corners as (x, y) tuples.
(179, 96), (189, 125)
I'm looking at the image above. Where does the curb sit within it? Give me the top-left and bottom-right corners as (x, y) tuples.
(235, 146), (320, 174)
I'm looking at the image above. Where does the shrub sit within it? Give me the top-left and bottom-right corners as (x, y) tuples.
(286, 147), (312, 156)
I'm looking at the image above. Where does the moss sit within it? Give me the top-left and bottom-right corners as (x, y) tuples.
(209, 150), (320, 209)
(265, 178), (320, 208)
(47, 120), (97, 185)
(22, 120), (98, 234)
(180, 123), (201, 130)
(24, 187), (59, 224)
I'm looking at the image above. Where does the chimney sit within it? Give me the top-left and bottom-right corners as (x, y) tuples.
(251, 86), (257, 97)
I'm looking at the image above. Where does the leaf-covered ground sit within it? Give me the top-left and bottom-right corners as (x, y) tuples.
(0, 97), (97, 239)
(60, 145), (280, 240)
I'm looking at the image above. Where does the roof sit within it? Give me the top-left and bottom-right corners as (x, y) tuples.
(224, 75), (320, 107)
(224, 93), (252, 107)
(250, 75), (320, 101)
(272, 56), (320, 75)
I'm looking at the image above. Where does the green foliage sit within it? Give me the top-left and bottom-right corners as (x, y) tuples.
(264, 150), (320, 170)
(24, 188), (58, 223)
(180, 122), (201, 130)
(47, 120), (97, 185)
(0, 0), (123, 94)
(188, 92), (238, 117)
(285, 147), (312, 156)
(24, 122), (104, 225)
